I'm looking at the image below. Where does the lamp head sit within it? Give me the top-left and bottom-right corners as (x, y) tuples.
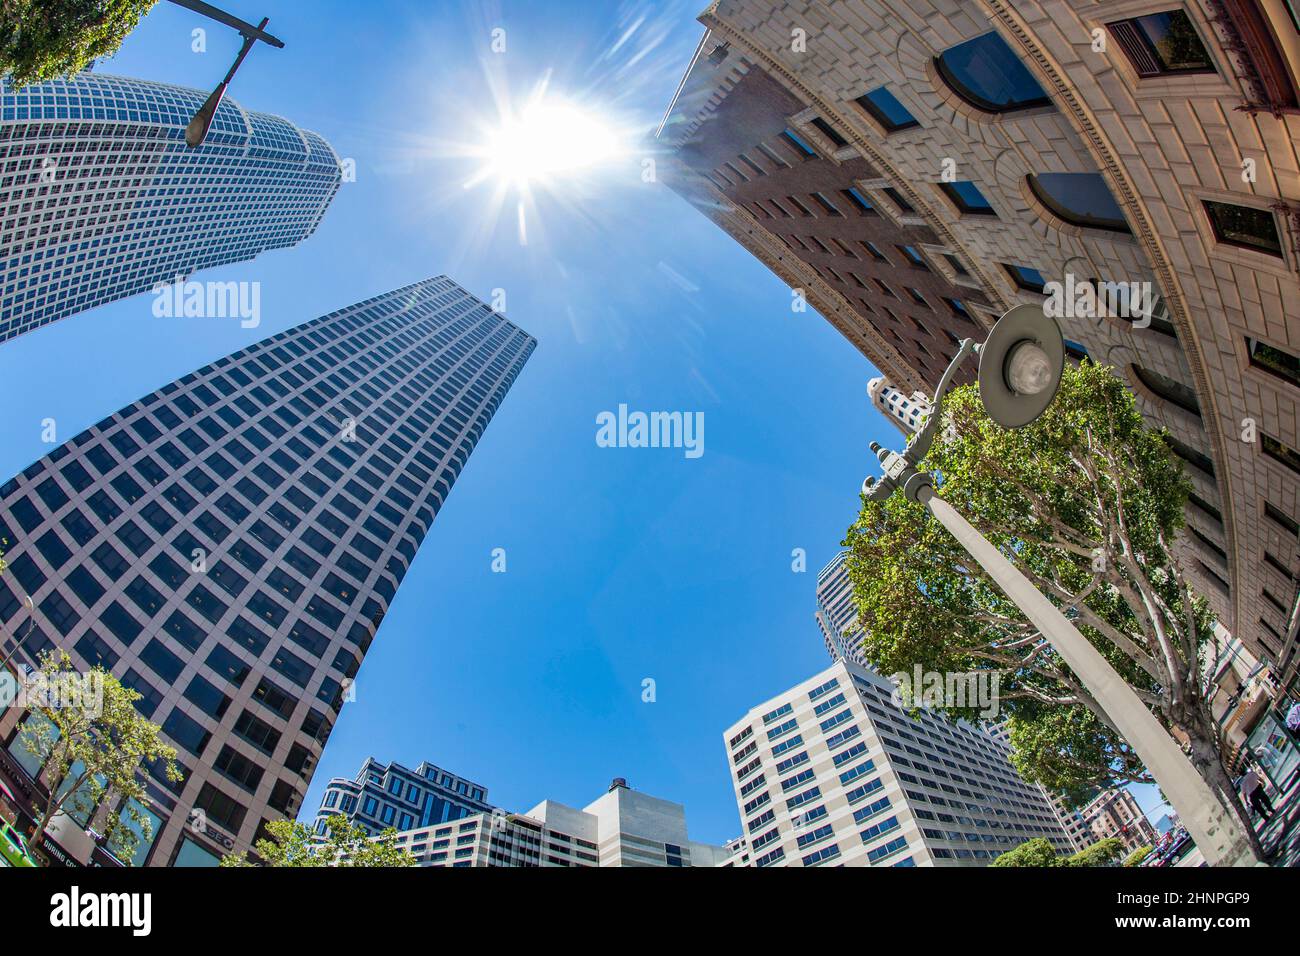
(977, 303), (1065, 429)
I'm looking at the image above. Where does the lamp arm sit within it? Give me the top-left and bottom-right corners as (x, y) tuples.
(903, 337), (978, 465)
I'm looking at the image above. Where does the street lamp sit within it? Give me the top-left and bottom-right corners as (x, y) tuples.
(863, 304), (1262, 867)
(166, 0), (284, 148)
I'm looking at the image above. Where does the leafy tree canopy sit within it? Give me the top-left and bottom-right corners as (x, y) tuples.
(992, 836), (1124, 867)
(221, 816), (416, 867)
(1, 0), (159, 89)
(845, 362), (1225, 798)
(19, 650), (181, 865)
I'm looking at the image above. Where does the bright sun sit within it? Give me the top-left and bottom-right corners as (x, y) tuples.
(478, 99), (621, 189)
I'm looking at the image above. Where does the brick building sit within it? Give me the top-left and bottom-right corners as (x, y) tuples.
(657, 0), (1300, 689)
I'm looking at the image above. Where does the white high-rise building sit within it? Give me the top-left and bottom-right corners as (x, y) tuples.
(867, 377), (932, 437)
(814, 551), (865, 667)
(0, 73), (341, 344)
(723, 660), (1072, 866)
(388, 778), (727, 867)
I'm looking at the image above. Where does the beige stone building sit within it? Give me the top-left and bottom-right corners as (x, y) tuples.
(658, 0), (1300, 689)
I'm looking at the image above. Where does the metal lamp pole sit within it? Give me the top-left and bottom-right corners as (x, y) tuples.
(165, 0), (284, 148)
(864, 305), (1261, 866)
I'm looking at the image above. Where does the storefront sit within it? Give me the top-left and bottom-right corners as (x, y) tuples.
(1247, 702), (1300, 795)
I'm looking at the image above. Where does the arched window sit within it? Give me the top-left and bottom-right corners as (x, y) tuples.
(935, 32), (1052, 113)
(1028, 173), (1132, 233)
(1133, 365), (1201, 417)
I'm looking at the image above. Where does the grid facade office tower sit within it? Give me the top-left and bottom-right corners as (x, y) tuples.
(313, 757), (494, 835)
(0, 73), (341, 344)
(0, 276), (535, 866)
(387, 778), (727, 867)
(814, 551), (865, 667)
(659, 1), (1300, 702)
(723, 660), (1070, 867)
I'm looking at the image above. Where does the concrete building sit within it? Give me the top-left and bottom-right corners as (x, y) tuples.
(312, 757), (494, 836)
(868, 376), (931, 436)
(0, 276), (535, 865)
(657, 1), (1300, 688)
(814, 550), (866, 666)
(723, 660), (1071, 866)
(1080, 787), (1160, 853)
(0, 73), (341, 344)
(385, 778), (727, 867)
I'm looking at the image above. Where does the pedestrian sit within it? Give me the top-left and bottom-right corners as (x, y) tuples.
(1240, 768), (1275, 822)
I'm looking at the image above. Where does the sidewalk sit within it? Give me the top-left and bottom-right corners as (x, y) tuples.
(1256, 771), (1300, 867)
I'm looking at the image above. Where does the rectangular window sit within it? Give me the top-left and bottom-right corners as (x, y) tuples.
(1107, 11), (1215, 77)
(1247, 338), (1300, 388)
(939, 181), (996, 215)
(854, 87), (920, 132)
(780, 129), (817, 160)
(809, 116), (848, 148)
(1204, 201), (1283, 256)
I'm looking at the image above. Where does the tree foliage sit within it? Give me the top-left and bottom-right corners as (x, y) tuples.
(992, 836), (1125, 867)
(18, 650), (181, 865)
(0, 0), (159, 89)
(1124, 845), (1153, 867)
(844, 361), (1252, 840)
(221, 816), (416, 868)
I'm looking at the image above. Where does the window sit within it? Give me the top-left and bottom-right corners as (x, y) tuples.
(780, 129), (817, 160)
(809, 116), (848, 148)
(860, 241), (888, 262)
(1107, 11), (1214, 77)
(897, 245), (930, 270)
(881, 187), (914, 214)
(1133, 365), (1201, 416)
(1003, 263), (1047, 293)
(1248, 338), (1300, 388)
(1204, 202), (1283, 256)
(811, 192), (842, 217)
(1165, 435), (1215, 477)
(935, 32), (1052, 113)
(854, 86), (920, 131)
(1026, 173), (1131, 233)
(1263, 434), (1300, 476)
(841, 187), (876, 215)
(939, 181), (996, 215)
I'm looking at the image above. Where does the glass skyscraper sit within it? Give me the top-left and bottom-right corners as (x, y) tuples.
(0, 72), (341, 344)
(0, 276), (535, 866)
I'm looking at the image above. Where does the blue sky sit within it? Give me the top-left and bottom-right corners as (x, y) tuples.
(0, 0), (1166, 843)
(0, 0), (900, 844)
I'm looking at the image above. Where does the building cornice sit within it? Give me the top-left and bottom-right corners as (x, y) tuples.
(697, 6), (1012, 326)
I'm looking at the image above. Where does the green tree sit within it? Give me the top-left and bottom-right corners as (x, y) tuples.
(1124, 845), (1153, 867)
(17, 650), (181, 865)
(844, 361), (1257, 853)
(221, 816), (416, 867)
(0, 0), (159, 89)
(992, 836), (1125, 867)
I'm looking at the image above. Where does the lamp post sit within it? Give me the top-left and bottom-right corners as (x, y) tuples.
(166, 0), (284, 148)
(863, 304), (1261, 867)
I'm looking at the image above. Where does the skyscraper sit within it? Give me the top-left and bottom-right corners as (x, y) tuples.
(814, 551), (865, 668)
(0, 276), (535, 866)
(723, 660), (1071, 867)
(0, 73), (341, 344)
